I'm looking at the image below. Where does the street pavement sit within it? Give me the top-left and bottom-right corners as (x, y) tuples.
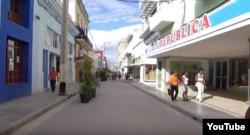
(0, 82), (80, 135)
(0, 79), (242, 135)
(127, 81), (237, 123)
(12, 80), (202, 135)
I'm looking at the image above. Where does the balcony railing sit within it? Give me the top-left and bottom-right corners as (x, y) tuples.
(8, 11), (21, 24)
(140, 0), (157, 18)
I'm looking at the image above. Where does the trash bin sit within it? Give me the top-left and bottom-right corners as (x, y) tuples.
(59, 82), (66, 96)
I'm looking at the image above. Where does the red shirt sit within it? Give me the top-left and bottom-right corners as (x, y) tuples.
(49, 70), (58, 80)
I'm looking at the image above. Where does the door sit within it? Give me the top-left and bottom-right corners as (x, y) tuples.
(216, 61), (227, 90)
(43, 50), (48, 88)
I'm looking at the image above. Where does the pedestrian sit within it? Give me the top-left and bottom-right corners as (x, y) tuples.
(129, 73), (133, 81)
(114, 72), (117, 80)
(169, 71), (179, 102)
(182, 71), (189, 101)
(195, 68), (206, 102)
(79, 69), (83, 82)
(125, 72), (128, 80)
(49, 67), (58, 93)
(118, 71), (121, 80)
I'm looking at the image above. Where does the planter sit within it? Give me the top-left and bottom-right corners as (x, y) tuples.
(91, 88), (96, 98)
(80, 93), (90, 103)
(101, 78), (107, 81)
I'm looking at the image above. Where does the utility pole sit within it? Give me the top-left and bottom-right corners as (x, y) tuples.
(59, 0), (69, 96)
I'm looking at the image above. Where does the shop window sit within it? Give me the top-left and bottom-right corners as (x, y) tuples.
(238, 59), (248, 86)
(230, 58), (248, 87)
(5, 37), (24, 84)
(8, 0), (22, 24)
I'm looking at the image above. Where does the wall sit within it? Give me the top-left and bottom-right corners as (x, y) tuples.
(32, 0), (76, 93)
(0, 0), (33, 103)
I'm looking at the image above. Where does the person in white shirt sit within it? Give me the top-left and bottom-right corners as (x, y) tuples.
(195, 68), (206, 102)
(182, 71), (189, 101)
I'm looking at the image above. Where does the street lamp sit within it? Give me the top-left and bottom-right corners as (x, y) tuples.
(59, 0), (69, 96)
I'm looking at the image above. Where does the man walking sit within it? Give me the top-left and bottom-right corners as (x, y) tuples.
(49, 67), (58, 93)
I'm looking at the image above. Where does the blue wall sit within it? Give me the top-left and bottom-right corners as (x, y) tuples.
(0, 0), (34, 103)
(209, 0), (250, 27)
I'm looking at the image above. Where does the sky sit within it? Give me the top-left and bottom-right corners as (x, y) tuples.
(82, 0), (142, 68)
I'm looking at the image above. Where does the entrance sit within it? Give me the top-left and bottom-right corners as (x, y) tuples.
(216, 61), (228, 90)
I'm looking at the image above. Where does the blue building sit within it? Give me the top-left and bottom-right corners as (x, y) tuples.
(0, 0), (34, 103)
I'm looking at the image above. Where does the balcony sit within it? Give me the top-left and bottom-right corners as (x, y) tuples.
(149, 3), (175, 32)
(140, 0), (157, 18)
(75, 25), (93, 51)
(139, 21), (151, 39)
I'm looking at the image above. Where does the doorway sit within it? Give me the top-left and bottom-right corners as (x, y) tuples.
(216, 61), (228, 90)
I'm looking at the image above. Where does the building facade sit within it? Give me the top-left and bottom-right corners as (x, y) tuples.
(142, 0), (250, 98)
(32, 0), (78, 93)
(66, 0), (93, 82)
(117, 29), (157, 83)
(0, 0), (34, 103)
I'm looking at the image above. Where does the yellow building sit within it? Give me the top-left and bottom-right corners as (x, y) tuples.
(67, 0), (93, 81)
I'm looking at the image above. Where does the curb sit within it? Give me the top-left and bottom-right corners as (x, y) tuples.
(0, 93), (77, 135)
(127, 82), (203, 124)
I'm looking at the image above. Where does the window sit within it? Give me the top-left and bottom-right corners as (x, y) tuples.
(46, 27), (52, 46)
(69, 42), (73, 55)
(8, 0), (22, 24)
(6, 37), (24, 84)
(52, 32), (59, 48)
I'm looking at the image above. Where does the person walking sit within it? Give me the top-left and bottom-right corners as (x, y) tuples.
(169, 71), (179, 102)
(49, 67), (58, 93)
(195, 68), (206, 102)
(118, 71), (121, 80)
(79, 69), (83, 82)
(182, 71), (189, 101)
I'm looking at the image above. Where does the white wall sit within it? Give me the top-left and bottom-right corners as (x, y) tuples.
(68, 0), (76, 22)
(32, 0), (76, 93)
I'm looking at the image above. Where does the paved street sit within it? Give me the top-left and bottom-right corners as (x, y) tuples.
(12, 80), (202, 135)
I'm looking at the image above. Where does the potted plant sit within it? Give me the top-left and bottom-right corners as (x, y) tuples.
(79, 55), (94, 103)
(100, 68), (108, 81)
(91, 76), (97, 98)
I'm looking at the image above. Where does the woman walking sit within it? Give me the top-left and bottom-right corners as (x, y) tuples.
(182, 71), (189, 101)
(195, 68), (206, 102)
(169, 71), (179, 102)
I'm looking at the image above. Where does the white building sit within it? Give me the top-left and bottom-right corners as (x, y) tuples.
(118, 29), (157, 84)
(32, 0), (78, 93)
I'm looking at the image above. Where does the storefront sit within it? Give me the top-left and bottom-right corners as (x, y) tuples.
(145, 1), (250, 95)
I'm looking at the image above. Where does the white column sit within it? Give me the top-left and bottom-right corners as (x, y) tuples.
(161, 59), (166, 91)
(140, 65), (144, 83)
(248, 38), (250, 102)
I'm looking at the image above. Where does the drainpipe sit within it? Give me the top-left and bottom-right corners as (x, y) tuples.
(246, 38), (250, 119)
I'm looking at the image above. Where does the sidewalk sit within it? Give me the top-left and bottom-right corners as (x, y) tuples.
(127, 81), (248, 123)
(0, 82), (80, 135)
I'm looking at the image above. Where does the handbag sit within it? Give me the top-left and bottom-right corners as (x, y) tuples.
(168, 88), (173, 95)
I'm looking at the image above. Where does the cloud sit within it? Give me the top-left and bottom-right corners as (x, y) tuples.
(88, 24), (141, 67)
(89, 24), (141, 49)
(82, 0), (140, 24)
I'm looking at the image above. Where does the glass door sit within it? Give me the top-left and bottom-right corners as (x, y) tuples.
(216, 61), (227, 90)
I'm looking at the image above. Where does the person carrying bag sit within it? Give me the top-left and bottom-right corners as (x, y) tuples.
(168, 71), (180, 102)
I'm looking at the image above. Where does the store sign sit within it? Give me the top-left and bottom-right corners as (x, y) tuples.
(146, 14), (211, 54)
